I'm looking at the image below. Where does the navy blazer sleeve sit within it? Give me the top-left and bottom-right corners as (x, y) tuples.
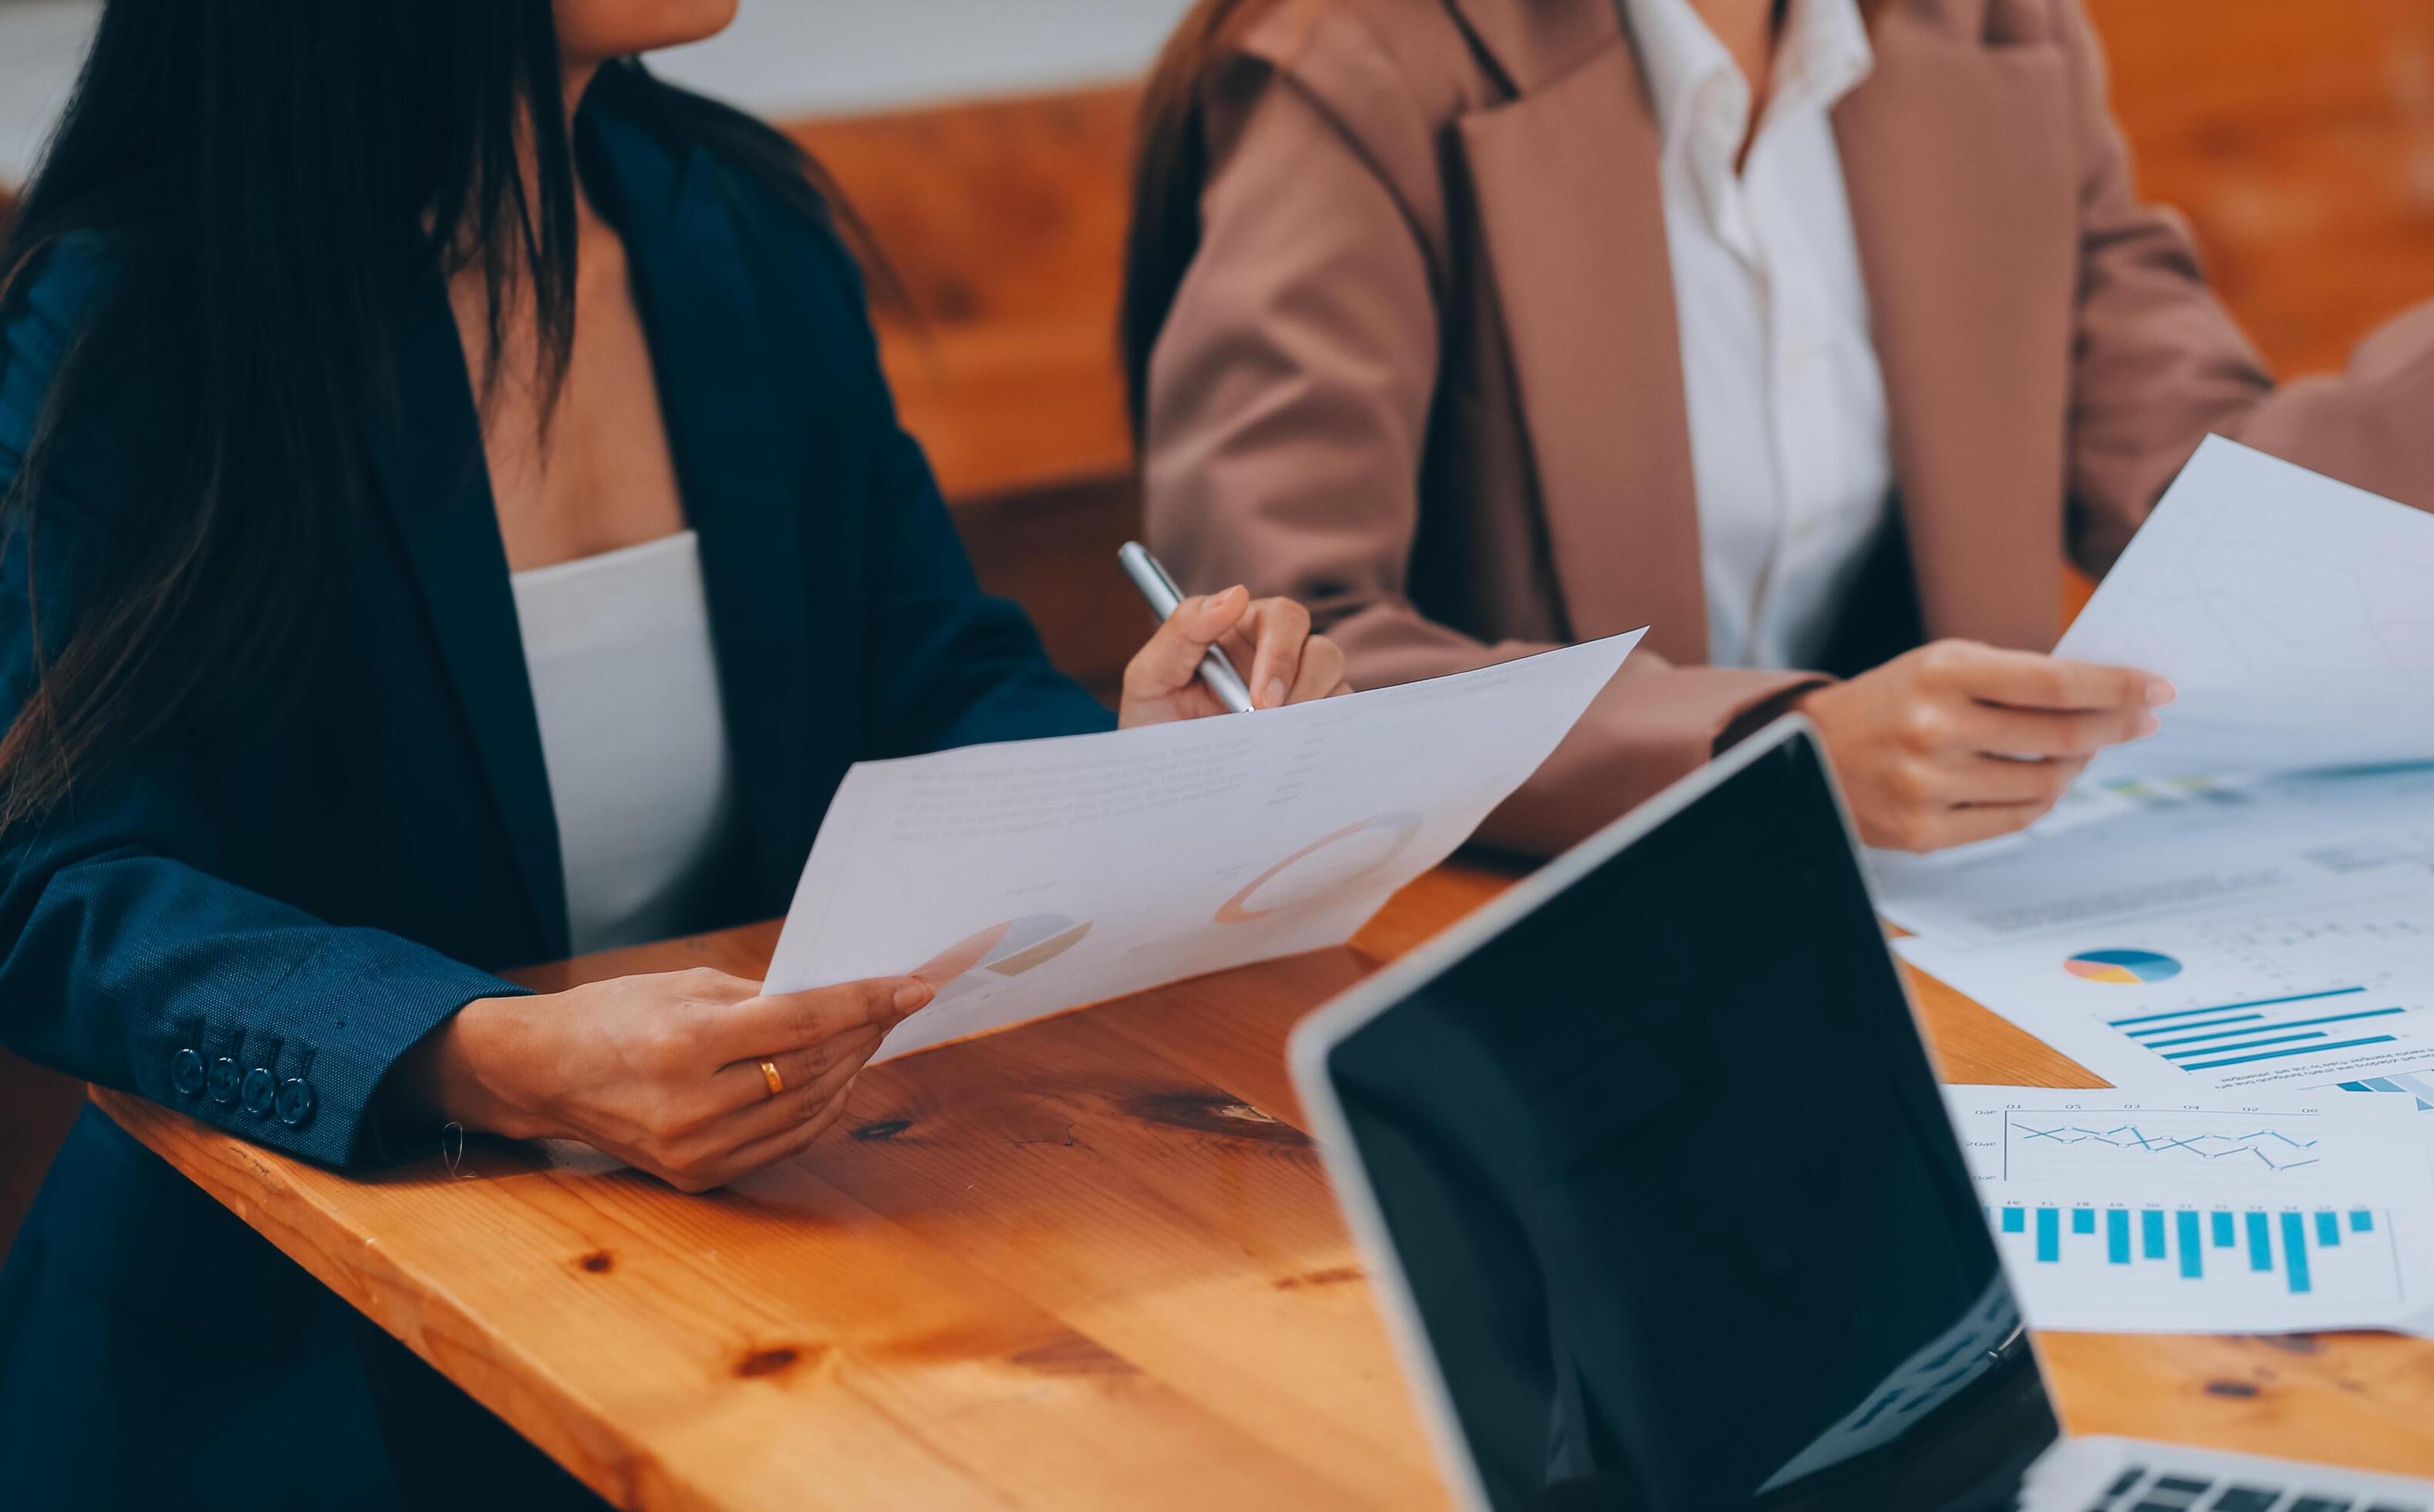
(863, 424), (1117, 754)
(781, 216), (1117, 756)
(0, 239), (521, 1167)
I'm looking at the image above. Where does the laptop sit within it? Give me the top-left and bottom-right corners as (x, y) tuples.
(1290, 717), (2434, 1512)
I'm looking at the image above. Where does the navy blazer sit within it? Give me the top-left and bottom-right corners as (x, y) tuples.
(0, 72), (1111, 1510)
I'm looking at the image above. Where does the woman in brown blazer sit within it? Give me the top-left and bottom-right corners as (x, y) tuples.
(1125, 0), (2434, 855)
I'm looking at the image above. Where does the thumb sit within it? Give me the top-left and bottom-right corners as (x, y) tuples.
(1129, 585), (1247, 694)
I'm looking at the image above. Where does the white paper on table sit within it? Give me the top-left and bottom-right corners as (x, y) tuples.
(765, 632), (1642, 1062)
(1940, 1085), (2434, 1336)
(1894, 871), (2434, 1102)
(2054, 435), (2434, 781)
(1869, 764), (2434, 950)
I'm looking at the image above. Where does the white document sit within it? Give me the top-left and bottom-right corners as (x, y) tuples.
(1944, 1086), (2434, 1336)
(1872, 764), (2434, 950)
(2054, 435), (2434, 781)
(766, 633), (1642, 1061)
(1896, 872), (2434, 1102)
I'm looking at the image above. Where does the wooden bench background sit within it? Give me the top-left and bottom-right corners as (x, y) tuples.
(5, 0), (2434, 1263)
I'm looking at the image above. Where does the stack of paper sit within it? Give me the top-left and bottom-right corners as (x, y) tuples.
(1876, 440), (2434, 1119)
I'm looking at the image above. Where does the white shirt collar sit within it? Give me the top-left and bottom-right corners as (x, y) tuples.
(1775, 0), (1875, 120)
(1619, 0), (1875, 181)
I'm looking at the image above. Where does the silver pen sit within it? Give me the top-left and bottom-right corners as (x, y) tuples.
(1116, 541), (1257, 714)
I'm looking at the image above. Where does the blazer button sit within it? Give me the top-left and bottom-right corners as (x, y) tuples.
(170, 1048), (208, 1097)
(275, 1078), (317, 1129)
(240, 1067), (278, 1116)
(206, 1057), (242, 1105)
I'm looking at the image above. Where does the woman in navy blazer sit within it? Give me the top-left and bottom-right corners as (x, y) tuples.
(0, 2), (1345, 1506)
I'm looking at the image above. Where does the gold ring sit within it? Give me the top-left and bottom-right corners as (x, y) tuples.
(759, 1059), (785, 1098)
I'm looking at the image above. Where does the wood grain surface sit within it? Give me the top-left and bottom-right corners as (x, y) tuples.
(20, 0), (2434, 1262)
(96, 861), (2434, 1510)
(785, 86), (1139, 508)
(2095, 0), (2434, 380)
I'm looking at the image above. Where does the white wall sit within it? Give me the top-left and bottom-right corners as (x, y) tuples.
(650, 0), (1198, 120)
(0, 1), (97, 188)
(0, 0), (1200, 187)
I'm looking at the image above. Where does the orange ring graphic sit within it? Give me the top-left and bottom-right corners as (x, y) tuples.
(1214, 812), (1422, 923)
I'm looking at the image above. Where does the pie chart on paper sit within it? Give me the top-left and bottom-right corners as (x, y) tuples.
(913, 913), (1094, 1001)
(1215, 812), (1424, 924)
(2064, 948), (2184, 985)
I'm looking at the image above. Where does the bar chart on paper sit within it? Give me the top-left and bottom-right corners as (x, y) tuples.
(1899, 885), (2434, 1101)
(1983, 1201), (2400, 1317)
(1944, 1089), (2434, 1335)
(2101, 983), (2417, 1082)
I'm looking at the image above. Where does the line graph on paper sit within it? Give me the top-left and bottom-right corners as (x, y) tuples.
(2000, 1107), (2338, 1186)
(1946, 1087), (2432, 1333)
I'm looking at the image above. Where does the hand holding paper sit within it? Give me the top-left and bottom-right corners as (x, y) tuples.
(2058, 436), (2434, 781)
(1799, 640), (2171, 852)
(766, 633), (1643, 1063)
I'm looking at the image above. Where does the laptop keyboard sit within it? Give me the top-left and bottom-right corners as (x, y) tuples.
(2076, 1462), (2427, 1512)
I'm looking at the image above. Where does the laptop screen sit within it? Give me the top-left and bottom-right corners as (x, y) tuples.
(1319, 730), (2062, 1510)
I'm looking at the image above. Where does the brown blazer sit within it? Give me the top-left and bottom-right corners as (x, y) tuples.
(1139, 0), (2434, 855)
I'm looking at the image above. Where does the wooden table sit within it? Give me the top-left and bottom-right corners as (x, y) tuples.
(96, 862), (2434, 1510)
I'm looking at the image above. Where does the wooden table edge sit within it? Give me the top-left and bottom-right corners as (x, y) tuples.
(86, 862), (2434, 1501)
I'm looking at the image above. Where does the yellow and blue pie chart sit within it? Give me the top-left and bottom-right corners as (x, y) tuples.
(2064, 948), (2183, 985)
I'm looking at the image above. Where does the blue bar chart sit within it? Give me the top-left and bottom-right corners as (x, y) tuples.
(2105, 986), (2409, 1076)
(1896, 884), (2434, 1101)
(1946, 1090), (2429, 1334)
(1980, 1202), (2386, 1297)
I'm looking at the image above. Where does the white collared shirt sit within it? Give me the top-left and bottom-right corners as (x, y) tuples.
(1619, 0), (1893, 670)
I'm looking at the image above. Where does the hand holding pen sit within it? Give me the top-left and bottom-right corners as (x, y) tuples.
(1114, 542), (1354, 725)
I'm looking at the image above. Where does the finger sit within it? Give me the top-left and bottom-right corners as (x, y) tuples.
(1122, 586), (1250, 702)
(1935, 801), (2055, 848)
(1953, 754), (2089, 807)
(692, 1029), (882, 1149)
(697, 1021), (887, 1121)
(701, 976), (932, 1065)
(1869, 749), (2038, 845)
(1206, 599), (1271, 693)
(1238, 598), (1312, 710)
(1877, 797), (2051, 854)
(1285, 635), (1347, 707)
(1934, 644), (2173, 713)
(1155, 682), (1230, 721)
(694, 1085), (858, 1190)
(1951, 700), (2160, 759)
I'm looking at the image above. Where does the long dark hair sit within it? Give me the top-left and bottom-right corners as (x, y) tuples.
(0, 1), (842, 827)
